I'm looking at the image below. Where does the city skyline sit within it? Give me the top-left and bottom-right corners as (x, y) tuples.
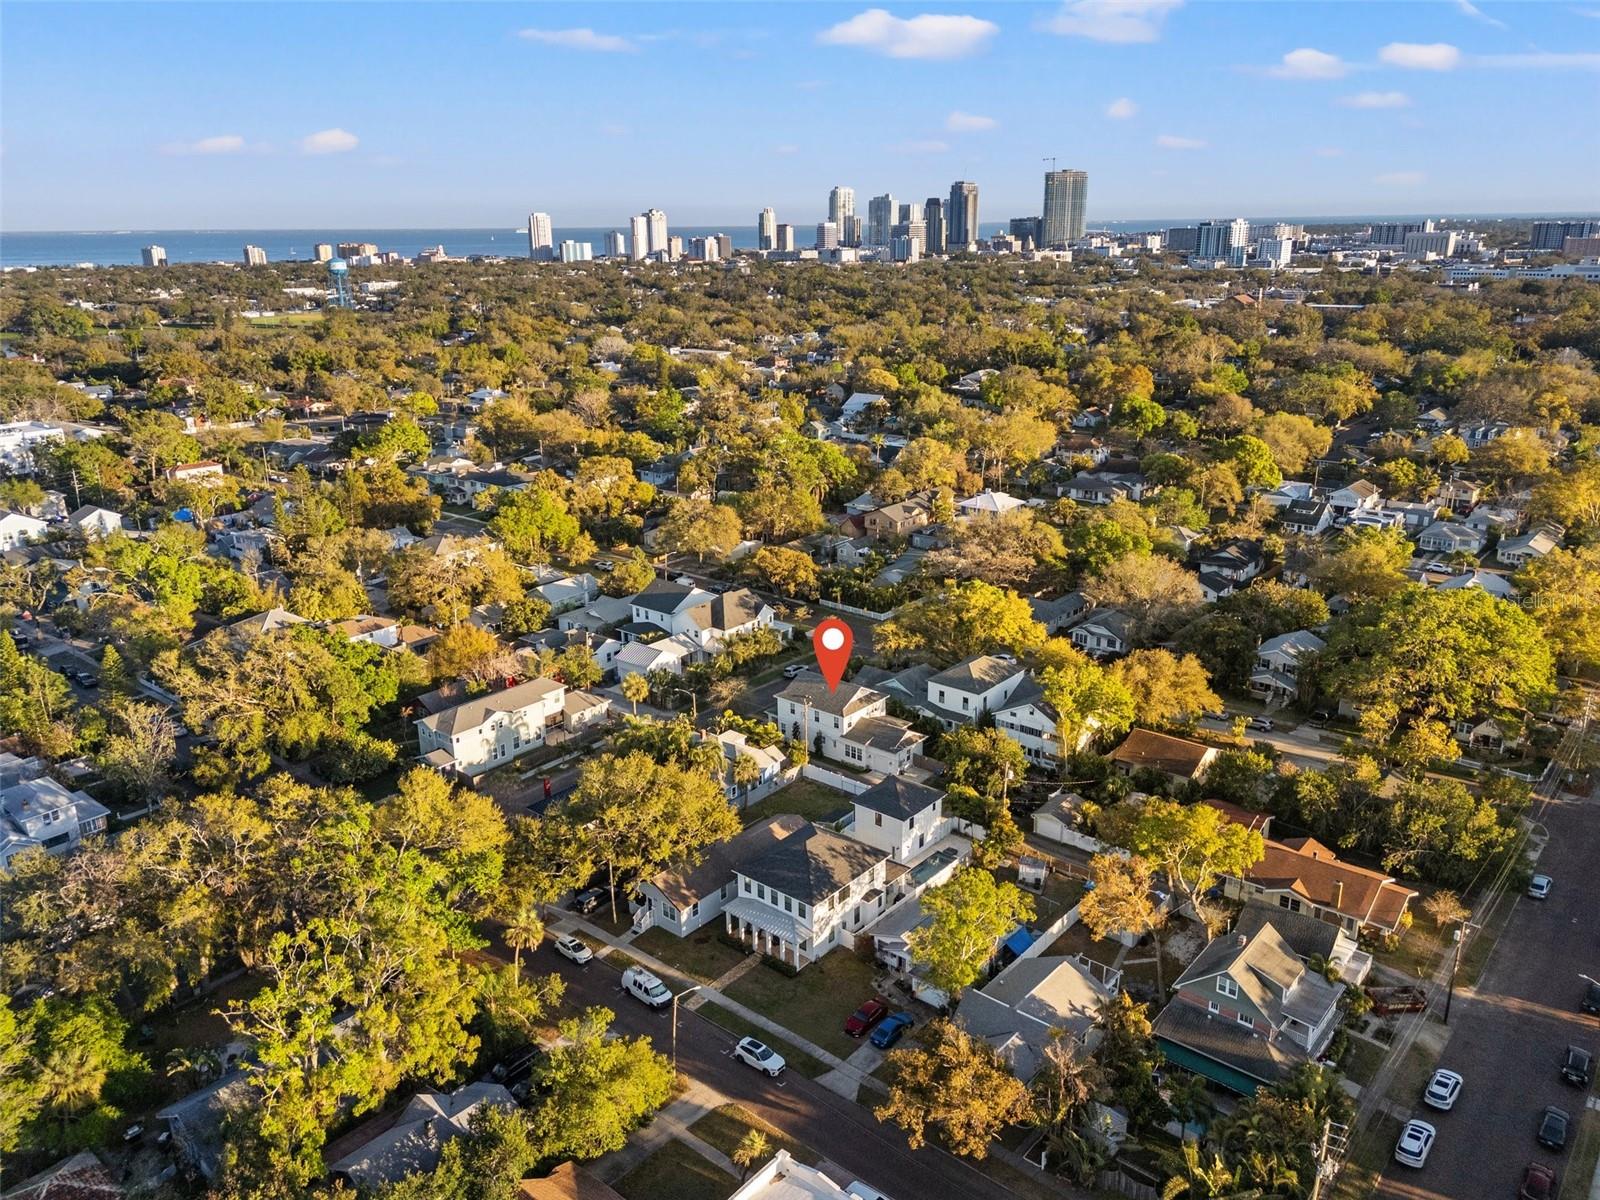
(3, 2), (1599, 230)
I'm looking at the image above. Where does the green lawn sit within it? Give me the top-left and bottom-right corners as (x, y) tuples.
(1341, 1037), (1389, 1088)
(633, 927), (752, 985)
(244, 312), (324, 326)
(722, 949), (881, 1061)
(693, 1002), (831, 1078)
(688, 1104), (821, 1167)
(1562, 1106), (1600, 1200)
(740, 779), (854, 828)
(1387, 1039), (1442, 1107)
(613, 1139), (736, 1200)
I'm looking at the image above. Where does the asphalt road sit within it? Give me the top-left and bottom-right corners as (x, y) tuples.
(535, 940), (1038, 1200)
(1372, 784), (1600, 1200)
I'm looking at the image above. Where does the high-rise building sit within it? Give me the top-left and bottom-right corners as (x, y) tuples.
(948, 181), (979, 251)
(604, 230), (628, 258)
(558, 241), (593, 262)
(828, 186), (855, 228)
(1249, 221), (1301, 244)
(1041, 169), (1088, 246)
(867, 194), (895, 247)
(1008, 217), (1042, 248)
(312, 243), (334, 263)
(1195, 219), (1246, 259)
(775, 224), (797, 253)
(337, 242), (378, 259)
(842, 215), (862, 247)
(716, 234), (733, 260)
(1532, 220), (1600, 251)
(924, 199), (946, 254)
(1255, 237), (1295, 269)
(1403, 230), (1459, 258)
(1164, 226), (1200, 255)
(528, 212), (554, 260)
(141, 245), (167, 267)
(758, 208), (777, 251)
(645, 209), (669, 256)
(242, 244), (267, 267)
(891, 235), (923, 264)
(691, 236), (719, 262)
(1369, 220), (1432, 247)
(816, 221), (840, 250)
(666, 234), (683, 261)
(629, 214), (649, 261)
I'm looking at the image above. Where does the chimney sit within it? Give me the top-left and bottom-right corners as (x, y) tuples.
(1332, 880), (1344, 911)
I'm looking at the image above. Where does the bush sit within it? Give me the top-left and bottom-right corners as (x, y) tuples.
(314, 731), (399, 783)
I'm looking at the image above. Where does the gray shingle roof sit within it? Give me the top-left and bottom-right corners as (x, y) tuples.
(854, 776), (942, 821)
(740, 823), (885, 904)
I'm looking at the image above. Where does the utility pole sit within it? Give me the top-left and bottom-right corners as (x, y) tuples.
(670, 984), (702, 1073)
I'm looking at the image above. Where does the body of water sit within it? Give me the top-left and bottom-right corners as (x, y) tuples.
(0, 213), (1564, 269)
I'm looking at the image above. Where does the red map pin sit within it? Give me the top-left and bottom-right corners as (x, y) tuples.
(811, 617), (853, 693)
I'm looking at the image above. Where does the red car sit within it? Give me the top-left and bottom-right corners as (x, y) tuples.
(1520, 1163), (1557, 1200)
(844, 999), (889, 1037)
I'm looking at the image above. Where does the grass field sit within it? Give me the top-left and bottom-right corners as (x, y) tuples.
(688, 1104), (821, 1166)
(633, 927), (751, 985)
(722, 950), (879, 1061)
(243, 312), (324, 326)
(1332, 1113), (1404, 1200)
(1561, 1106), (1600, 1200)
(1341, 1037), (1389, 1088)
(613, 1139), (736, 1200)
(740, 779), (854, 828)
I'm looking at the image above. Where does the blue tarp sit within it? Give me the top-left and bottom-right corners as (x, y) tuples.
(1001, 926), (1037, 957)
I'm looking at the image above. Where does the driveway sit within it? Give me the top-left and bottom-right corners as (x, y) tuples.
(1370, 782), (1600, 1200)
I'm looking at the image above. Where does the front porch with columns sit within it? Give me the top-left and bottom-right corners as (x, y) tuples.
(724, 909), (809, 970)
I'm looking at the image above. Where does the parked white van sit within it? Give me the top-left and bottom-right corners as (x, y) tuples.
(622, 966), (672, 1009)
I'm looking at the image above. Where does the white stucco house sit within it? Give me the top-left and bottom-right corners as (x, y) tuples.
(0, 511), (48, 551)
(774, 679), (924, 774)
(414, 677), (608, 778)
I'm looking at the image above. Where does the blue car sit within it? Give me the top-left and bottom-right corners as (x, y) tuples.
(870, 1011), (915, 1049)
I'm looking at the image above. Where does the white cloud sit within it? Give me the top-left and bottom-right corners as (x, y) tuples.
(300, 128), (359, 155)
(517, 27), (636, 52)
(818, 9), (998, 59)
(946, 110), (998, 132)
(1374, 170), (1426, 186)
(1155, 133), (1207, 150)
(1105, 97), (1139, 118)
(161, 134), (246, 156)
(1268, 48), (1350, 79)
(1379, 42), (1462, 70)
(892, 138), (951, 154)
(1453, 0), (1506, 28)
(1043, 0), (1182, 43)
(1339, 90), (1412, 108)
(1475, 52), (1600, 69)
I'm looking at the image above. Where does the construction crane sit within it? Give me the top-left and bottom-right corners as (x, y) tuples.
(1044, 156), (1058, 172)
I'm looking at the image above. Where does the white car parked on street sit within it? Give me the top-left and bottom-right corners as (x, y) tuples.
(1423, 1068), (1463, 1110)
(732, 1036), (786, 1077)
(553, 934), (593, 964)
(1394, 1119), (1436, 1168)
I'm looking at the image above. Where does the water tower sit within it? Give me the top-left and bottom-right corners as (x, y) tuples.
(327, 258), (353, 308)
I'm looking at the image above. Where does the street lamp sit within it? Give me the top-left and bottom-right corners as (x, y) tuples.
(671, 984), (703, 1073)
(1443, 918), (1479, 1024)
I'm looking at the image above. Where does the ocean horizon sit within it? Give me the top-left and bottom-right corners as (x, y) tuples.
(2, 212), (1588, 269)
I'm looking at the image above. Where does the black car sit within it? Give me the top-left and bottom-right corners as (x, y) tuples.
(569, 887), (606, 915)
(1583, 979), (1600, 1015)
(1561, 1045), (1593, 1087)
(1536, 1106), (1570, 1152)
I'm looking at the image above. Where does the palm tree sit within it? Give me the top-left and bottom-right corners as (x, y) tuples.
(621, 672), (650, 716)
(732, 1129), (770, 1180)
(1165, 1071), (1216, 1135)
(729, 753), (762, 807)
(503, 903), (544, 983)
(37, 1043), (107, 1134)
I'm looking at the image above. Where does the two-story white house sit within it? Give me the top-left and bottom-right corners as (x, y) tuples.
(1327, 480), (1382, 522)
(724, 822), (893, 969)
(848, 776), (952, 864)
(992, 677), (1099, 769)
(1067, 609), (1133, 658)
(774, 679), (924, 774)
(0, 771), (112, 873)
(0, 511), (48, 551)
(1249, 629), (1326, 704)
(630, 578), (774, 653)
(415, 677), (607, 778)
(893, 654), (1029, 729)
(633, 814), (809, 939)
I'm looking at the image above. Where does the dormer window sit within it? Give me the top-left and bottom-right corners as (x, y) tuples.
(1216, 977), (1239, 999)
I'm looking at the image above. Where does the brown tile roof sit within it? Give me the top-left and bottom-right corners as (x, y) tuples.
(1243, 837), (1416, 932)
(1108, 729), (1215, 779)
(518, 1163), (624, 1200)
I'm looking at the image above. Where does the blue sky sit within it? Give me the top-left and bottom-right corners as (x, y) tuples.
(3, 1), (1598, 230)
